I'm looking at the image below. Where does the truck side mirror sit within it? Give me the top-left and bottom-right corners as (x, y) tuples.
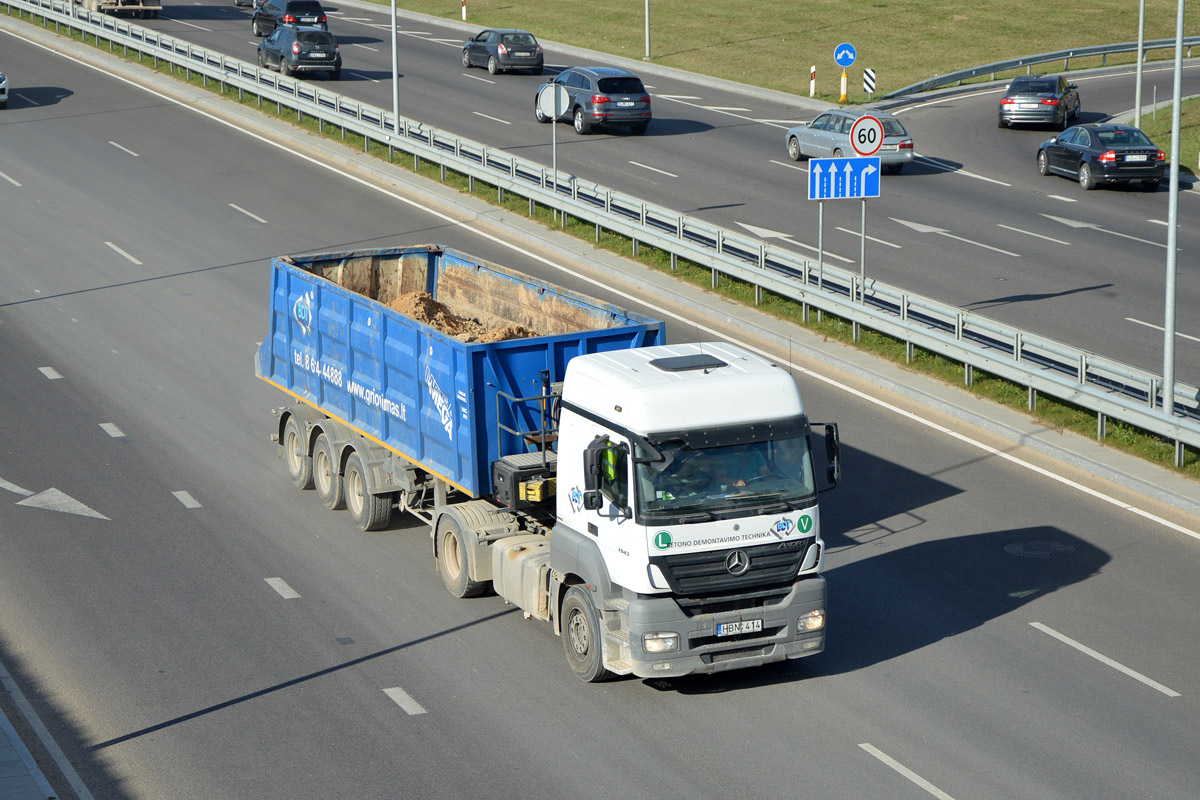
(583, 491), (603, 510)
(582, 436), (606, 492)
(823, 423), (841, 486)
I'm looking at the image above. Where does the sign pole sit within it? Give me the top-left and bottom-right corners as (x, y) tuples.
(817, 199), (825, 325)
(859, 199), (866, 303)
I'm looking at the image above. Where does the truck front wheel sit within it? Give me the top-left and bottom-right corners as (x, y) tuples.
(312, 433), (345, 510)
(438, 517), (487, 598)
(561, 587), (613, 682)
(344, 452), (392, 531)
(283, 416), (313, 490)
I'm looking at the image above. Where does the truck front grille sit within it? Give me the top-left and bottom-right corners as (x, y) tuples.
(650, 538), (815, 597)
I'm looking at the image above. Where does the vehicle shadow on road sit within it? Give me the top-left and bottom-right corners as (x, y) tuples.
(0, 87), (73, 108)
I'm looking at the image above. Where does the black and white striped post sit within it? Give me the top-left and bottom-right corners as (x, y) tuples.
(863, 68), (876, 100)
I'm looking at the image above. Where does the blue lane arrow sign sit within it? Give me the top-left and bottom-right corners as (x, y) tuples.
(834, 42), (856, 68)
(808, 157), (880, 200)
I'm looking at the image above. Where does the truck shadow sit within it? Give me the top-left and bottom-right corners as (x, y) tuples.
(654, 524), (1109, 693)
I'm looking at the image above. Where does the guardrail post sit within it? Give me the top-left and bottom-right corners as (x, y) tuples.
(1148, 378), (1158, 409)
(965, 364), (973, 387)
(755, 246), (765, 306)
(1176, 441), (1185, 469)
(1097, 412), (1106, 441)
(1029, 386), (1037, 412)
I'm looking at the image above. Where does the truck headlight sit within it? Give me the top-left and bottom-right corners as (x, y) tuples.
(642, 632), (680, 653)
(797, 609), (825, 632)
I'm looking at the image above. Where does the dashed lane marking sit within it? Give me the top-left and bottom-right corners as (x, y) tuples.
(99, 423), (126, 439)
(105, 241), (143, 265)
(38, 367), (63, 380)
(265, 577), (301, 599)
(859, 743), (958, 800)
(173, 490), (202, 509)
(1031, 622), (1180, 697)
(384, 687), (427, 715)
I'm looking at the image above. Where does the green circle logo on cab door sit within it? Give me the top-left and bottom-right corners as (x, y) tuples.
(798, 515), (813, 533)
(654, 531), (673, 550)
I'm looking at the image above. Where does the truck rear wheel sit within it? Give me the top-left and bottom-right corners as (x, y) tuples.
(438, 517), (487, 598)
(561, 587), (613, 682)
(312, 433), (345, 510)
(283, 416), (313, 490)
(344, 452), (392, 531)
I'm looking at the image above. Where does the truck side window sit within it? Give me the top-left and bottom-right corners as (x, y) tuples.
(598, 441), (629, 510)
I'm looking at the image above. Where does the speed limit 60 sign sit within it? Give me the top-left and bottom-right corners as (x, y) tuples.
(850, 115), (884, 157)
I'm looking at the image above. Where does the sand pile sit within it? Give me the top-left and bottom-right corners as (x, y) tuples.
(388, 292), (537, 343)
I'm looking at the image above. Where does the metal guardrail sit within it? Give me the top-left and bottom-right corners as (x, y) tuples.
(884, 37), (1200, 99)
(6, 0), (1199, 464)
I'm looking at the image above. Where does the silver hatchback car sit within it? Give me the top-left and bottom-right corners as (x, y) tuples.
(785, 109), (914, 173)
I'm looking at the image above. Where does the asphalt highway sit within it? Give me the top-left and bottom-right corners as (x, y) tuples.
(2, 18), (1200, 800)
(122, 0), (1200, 381)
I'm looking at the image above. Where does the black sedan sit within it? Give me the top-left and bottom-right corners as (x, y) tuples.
(462, 29), (543, 75)
(1037, 124), (1165, 190)
(257, 25), (341, 80)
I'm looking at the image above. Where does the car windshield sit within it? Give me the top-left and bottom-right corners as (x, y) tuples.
(297, 31), (332, 44)
(635, 435), (816, 520)
(1096, 128), (1154, 147)
(597, 77), (644, 94)
(502, 33), (536, 46)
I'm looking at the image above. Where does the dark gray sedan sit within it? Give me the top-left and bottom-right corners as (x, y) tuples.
(462, 29), (543, 75)
(998, 74), (1080, 129)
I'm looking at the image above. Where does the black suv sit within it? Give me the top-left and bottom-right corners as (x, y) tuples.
(534, 67), (651, 135)
(257, 25), (341, 80)
(252, 0), (327, 37)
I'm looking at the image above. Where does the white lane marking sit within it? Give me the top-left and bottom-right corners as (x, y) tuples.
(996, 224), (1070, 244)
(734, 222), (856, 264)
(430, 38), (461, 46)
(15, 92), (38, 106)
(109, 141), (139, 157)
(0, 169), (22, 186)
(656, 94), (790, 129)
(913, 155), (1011, 186)
(0, 478), (33, 497)
(383, 686), (428, 715)
(1031, 622), (1180, 697)
(104, 241), (143, 265)
(1148, 219), (1168, 226)
(351, 42), (379, 52)
(0, 657), (97, 800)
(17, 489), (109, 519)
(265, 577), (301, 599)
(472, 111), (510, 125)
(99, 423), (126, 438)
(48, 31), (1195, 545)
(347, 70), (378, 83)
(462, 73), (495, 84)
(770, 158), (809, 173)
(173, 490), (202, 509)
(229, 203), (268, 223)
(1042, 214), (1165, 248)
(1048, 194), (1078, 203)
(655, 94), (701, 100)
(1126, 317), (1200, 343)
(891, 218), (1020, 256)
(38, 367), (63, 380)
(835, 226), (902, 248)
(895, 88), (1002, 113)
(859, 743), (958, 800)
(171, 18), (212, 32)
(629, 161), (678, 178)
(704, 105), (750, 112)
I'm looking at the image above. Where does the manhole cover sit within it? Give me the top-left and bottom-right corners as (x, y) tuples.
(1004, 541), (1076, 558)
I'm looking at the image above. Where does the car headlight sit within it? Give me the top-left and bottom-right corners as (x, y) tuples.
(642, 632), (680, 653)
(797, 609), (825, 632)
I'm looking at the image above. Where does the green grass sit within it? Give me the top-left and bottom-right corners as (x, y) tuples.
(6, 1), (1195, 477)
(382, 0), (1198, 100)
(1137, 96), (1200, 178)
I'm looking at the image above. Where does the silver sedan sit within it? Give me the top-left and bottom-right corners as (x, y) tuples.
(785, 109), (914, 173)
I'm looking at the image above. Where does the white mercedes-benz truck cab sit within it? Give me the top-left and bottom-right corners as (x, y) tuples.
(552, 342), (839, 680)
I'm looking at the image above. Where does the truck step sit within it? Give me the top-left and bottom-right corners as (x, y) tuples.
(605, 660), (633, 675)
(604, 629), (631, 645)
(607, 598), (629, 612)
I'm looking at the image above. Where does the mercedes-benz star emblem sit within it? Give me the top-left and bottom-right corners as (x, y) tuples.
(725, 550), (750, 576)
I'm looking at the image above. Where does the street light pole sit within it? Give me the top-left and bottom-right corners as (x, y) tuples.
(1160, 0), (1184, 422)
(1134, 0), (1146, 126)
(390, 0), (399, 135)
(644, 0), (650, 60)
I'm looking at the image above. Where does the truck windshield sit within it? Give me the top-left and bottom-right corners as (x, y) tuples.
(634, 435), (815, 522)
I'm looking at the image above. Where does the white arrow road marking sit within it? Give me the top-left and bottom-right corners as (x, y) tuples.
(891, 218), (1021, 257)
(1041, 214), (1166, 248)
(38, 367), (63, 380)
(0, 478), (33, 497)
(997, 224), (1070, 245)
(859, 743), (958, 800)
(1126, 317), (1200, 343)
(734, 222), (855, 262)
(173, 491), (202, 509)
(16, 489), (109, 519)
(1031, 622), (1180, 697)
(265, 577), (301, 599)
(384, 687), (427, 715)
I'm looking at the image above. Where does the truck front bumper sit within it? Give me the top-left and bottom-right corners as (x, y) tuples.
(623, 576), (826, 679)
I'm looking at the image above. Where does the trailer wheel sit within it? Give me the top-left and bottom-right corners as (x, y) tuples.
(561, 587), (613, 682)
(312, 434), (345, 510)
(344, 452), (392, 531)
(438, 517), (487, 598)
(283, 416), (313, 490)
